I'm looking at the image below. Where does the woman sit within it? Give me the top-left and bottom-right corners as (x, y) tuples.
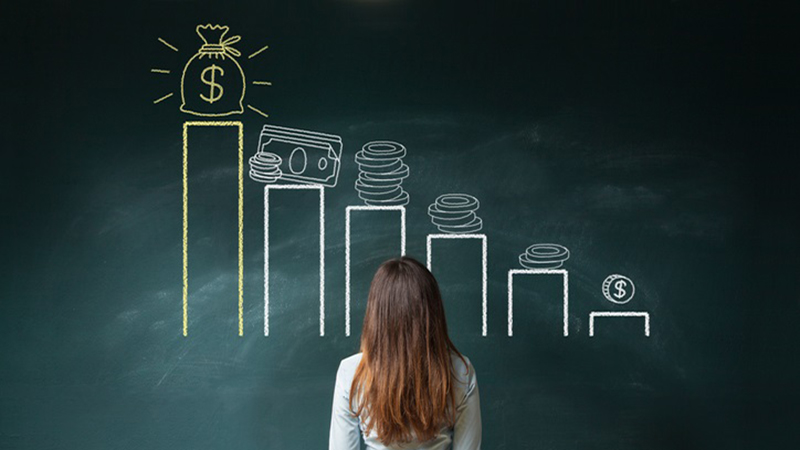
(329, 257), (481, 450)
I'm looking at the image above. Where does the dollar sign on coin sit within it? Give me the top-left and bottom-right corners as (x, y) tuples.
(200, 65), (224, 104)
(602, 274), (635, 304)
(614, 280), (627, 299)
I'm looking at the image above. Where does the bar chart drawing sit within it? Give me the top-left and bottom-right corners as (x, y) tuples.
(589, 311), (651, 337)
(264, 184), (325, 337)
(507, 269), (569, 337)
(345, 205), (407, 336)
(182, 121), (244, 337)
(426, 233), (488, 336)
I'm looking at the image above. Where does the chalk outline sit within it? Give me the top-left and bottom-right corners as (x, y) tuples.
(601, 274), (635, 304)
(153, 93), (174, 104)
(345, 206), (407, 337)
(518, 243), (570, 269)
(158, 37), (179, 52)
(426, 234), (488, 336)
(264, 185), (325, 337)
(259, 125), (342, 187)
(248, 44), (270, 59)
(589, 311), (650, 337)
(179, 25), (247, 118)
(247, 104), (269, 118)
(427, 193), (483, 234)
(507, 269), (569, 337)
(182, 121), (244, 337)
(354, 141), (410, 206)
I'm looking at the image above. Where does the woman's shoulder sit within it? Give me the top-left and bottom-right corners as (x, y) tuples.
(336, 353), (363, 382)
(450, 352), (476, 383)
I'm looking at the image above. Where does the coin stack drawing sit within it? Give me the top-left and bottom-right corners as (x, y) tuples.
(354, 141), (410, 206)
(248, 152), (283, 183)
(427, 193), (484, 234)
(518, 243), (570, 269)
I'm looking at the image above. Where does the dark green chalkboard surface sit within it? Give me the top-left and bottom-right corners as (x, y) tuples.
(2, 1), (798, 449)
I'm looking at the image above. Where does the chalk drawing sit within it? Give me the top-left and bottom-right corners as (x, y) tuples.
(518, 243), (570, 269)
(427, 193), (483, 234)
(247, 105), (270, 118)
(601, 274), (635, 304)
(153, 93), (174, 104)
(354, 141), (410, 206)
(345, 206), (407, 337)
(589, 312), (650, 337)
(248, 44), (270, 59)
(155, 25), (271, 118)
(182, 121), (244, 337)
(249, 152), (283, 184)
(507, 269), (569, 337)
(426, 234), (488, 336)
(158, 37), (179, 52)
(264, 185), (326, 337)
(257, 125), (342, 187)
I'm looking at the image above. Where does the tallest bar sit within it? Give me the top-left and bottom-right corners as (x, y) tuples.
(182, 121), (244, 337)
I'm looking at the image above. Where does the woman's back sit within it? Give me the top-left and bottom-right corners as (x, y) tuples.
(330, 352), (481, 450)
(328, 257), (482, 450)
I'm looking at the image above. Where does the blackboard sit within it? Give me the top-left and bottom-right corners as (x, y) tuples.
(3, 1), (798, 449)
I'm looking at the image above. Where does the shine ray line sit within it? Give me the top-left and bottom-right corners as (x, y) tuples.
(153, 92), (174, 104)
(247, 104), (269, 118)
(158, 38), (179, 52)
(252, 81), (272, 86)
(151, 69), (171, 74)
(248, 44), (270, 59)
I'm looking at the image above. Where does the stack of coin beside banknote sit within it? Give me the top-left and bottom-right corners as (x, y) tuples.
(248, 152), (283, 183)
(427, 193), (484, 234)
(354, 141), (410, 206)
(518, 243), (570, 269)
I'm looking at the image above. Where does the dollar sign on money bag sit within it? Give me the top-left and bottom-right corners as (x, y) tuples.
(180, 24), (245, 117)
(200, 65), (224, 104)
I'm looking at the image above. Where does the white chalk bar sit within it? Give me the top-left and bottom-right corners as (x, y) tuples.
(589, 311), (651, 337)
(345, 206), (406, 337)
(426, 234), (488, 337)
(264, 185), (325, 337)
(507, 269), (569, 337)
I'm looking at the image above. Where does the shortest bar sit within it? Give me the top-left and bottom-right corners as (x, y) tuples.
(589, 311), (651, 337)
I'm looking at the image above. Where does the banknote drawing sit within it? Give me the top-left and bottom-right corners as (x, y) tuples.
(256, 125), (342, 187)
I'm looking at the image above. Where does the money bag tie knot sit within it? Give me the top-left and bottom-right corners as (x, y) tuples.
(200, 35), (242, 58)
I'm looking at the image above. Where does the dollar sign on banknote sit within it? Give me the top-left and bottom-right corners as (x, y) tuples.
(602, 274), (635, 304)
(200, 65), (224, 104)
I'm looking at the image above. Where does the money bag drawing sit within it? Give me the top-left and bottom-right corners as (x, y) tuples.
(180, 24), (246, 117)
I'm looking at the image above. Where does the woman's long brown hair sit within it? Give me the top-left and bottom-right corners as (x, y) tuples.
(349, 256), (466, 445)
